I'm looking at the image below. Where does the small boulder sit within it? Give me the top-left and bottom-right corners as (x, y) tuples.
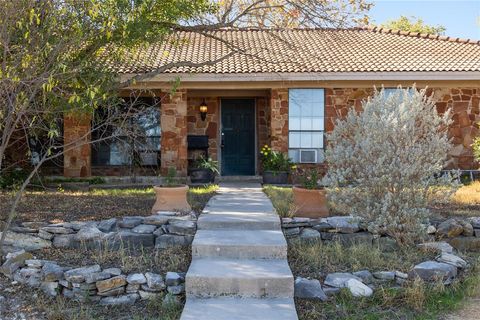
(40, 226), (74, 234)
(118, 216), (144, 229)
(409, 261), (457, 282)
(42, 263), (64, 281)
(96, 275), (127, 293)
(324, 273), (362, 288)
(0, 251), (33, 277)
(40, 281), (60, 297)
(103, 268), (122, 276)
(459, 220), (474, 237)
(372, 271), (395, 281)
(98, 218), (117, 233)
(64, 265), (101, 283)
(299, 228), (321, 241)
(143, 215), (171, 226)
(294, 277), (328, 301)
(127, 273), (147, 285)
(131, 224), (157, 234)
(145, 272), (165, 290)
(447, 237), (480, 252)
(468, 217), (480, 229)
(436, 253), (467, 268)
(167, 284), (185, 295)
(436, 219), (464, 238)
(418, 241), (454, 254)
(74, 226), (104, 242)
(353, 270), (374, 284)
(155, 234), (193, 249)
(325, 216), (360, 234)
(345, 278), (373, 297)
(165, 272), (183, 286)
(84, 272), (111, 284)
(167, 220), (196, 236)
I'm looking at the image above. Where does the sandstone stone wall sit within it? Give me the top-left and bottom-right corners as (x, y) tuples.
(161, 90), (188, 176)
(187, 97), (219, 162)
(63, 113), (91, 177)
(270, 89), (289, 153)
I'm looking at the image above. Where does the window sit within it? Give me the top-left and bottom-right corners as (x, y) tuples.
(91, 97), (161, 166)
(288, 89), (325, 163)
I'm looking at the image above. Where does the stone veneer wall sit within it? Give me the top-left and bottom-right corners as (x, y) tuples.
(187, 97), (219, 162)
(161, 90), (188, 176)
(270, 89), (289, 153)
(63, 113), (91, 177)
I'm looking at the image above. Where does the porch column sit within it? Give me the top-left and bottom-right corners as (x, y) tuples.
(270, 88), (289, 153)
(160, 89), (188, 176)
(63, 112), (91, 177)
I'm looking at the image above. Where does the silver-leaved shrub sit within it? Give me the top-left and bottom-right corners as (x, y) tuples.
(323, 87), (459, 244)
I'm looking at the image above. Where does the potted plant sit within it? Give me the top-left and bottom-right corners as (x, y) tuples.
(260, 145), (293, 185)
(189, 156), (219, 184)
(151, 167), (191, 213)
(292, 168), (329, 218)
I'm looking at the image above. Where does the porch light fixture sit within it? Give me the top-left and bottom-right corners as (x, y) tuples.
(199, 100), (208, 121)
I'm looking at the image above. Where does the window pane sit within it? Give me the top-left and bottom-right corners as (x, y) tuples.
(288, 149), (299, 163)
(300, 118), (312, 131)
(312, 117), (324, 130)
(110, 140), (132, 165)
(300, 132), (312, 148)
(289, 117), (301, 130)
(289, 132), (301, 148)
(311, 132), (323, 148)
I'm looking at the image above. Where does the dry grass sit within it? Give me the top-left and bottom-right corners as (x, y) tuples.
(263, 186), (295, 218)
(0, 185), (218, 223)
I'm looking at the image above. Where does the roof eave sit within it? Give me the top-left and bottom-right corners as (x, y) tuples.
(120, 71), (480, 84)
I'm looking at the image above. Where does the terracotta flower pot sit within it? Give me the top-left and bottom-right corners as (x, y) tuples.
(292, 186), (329, 218)
(151, 185), (191, 213)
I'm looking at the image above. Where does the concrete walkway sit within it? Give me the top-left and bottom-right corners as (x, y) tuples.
(181, 183), (298, 320)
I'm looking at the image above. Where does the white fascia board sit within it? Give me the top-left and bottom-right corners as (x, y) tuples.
(120, 71), (480, 83)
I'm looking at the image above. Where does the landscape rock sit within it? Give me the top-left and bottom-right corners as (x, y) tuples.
(409, 261), (457, 282)
(10, 226), (37, 233)
(426, 225), (437, 234)
(131, 224), (157, 234)
(459, 220), (474, 237)
(447, 237), (480, 252)
(145, 272), (165, 290)
(323, 286), (341, 296)
(312, 222), (332, 232)
(436, 219), (464, 238)
(96, 275), (126, 293)
(469, 217), (480, 229)
(97, 218), (117, 232)
(436, 253), (468, 268)
(418, 241), (454, 254)
(139, 290), (161, 300)
(299, 228), (321, 241)
(97, 286), (125, 297)
(144, 215), (171, 226)
(395, 271), (408, 279)
(372, 271), (395, 281)
(167, 220), (196, 236)
(165, 272), (183, 286)
(84, 272), (111, 284)
(332, 232), (373, 246)
(41, 226), (74, 234)
(115, 230), (155, 248)
(345, 278), (373, 297)
(0, 251), (33, 277)
(127, 273), (147, 285)
(475, 229), (480, 237)
(64, 265), (101, 283)
(42, 263), (64, 281)
(324, 273), (362, 288)
(155, 234), (193, 249)
(118, 216), (144, 229)
(75, 226), (105, 242)
(353, 270), (374, 284)
(325, 216), (360, 234)
(167, 284), (185, 295)
(38, 229), (55, 240)
(126, 284), (140, 293)
(283, 227), (300, 237)
(103, 268), (122, 276)
(53, 235), (74, 248)
(294, 277), (328, 301)
(0, 231), (51, 251)
(40, 281), (59, 297)
(13, 268), (41, 287)
(100, 293), (139, 306)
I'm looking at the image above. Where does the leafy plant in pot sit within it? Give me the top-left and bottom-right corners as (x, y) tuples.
(260, 145), (293, 184)
(151, 167), (191, 213)
(292, 168), (329, 218)
(189, 156), (219, 184)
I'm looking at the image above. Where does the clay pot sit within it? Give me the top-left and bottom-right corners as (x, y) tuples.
(151, 185), (191, 213)
(292, 186), (329, 218)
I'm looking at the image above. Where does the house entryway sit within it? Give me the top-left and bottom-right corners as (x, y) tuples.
(180, 182), (297, 320)
(220, 99), (256, 176)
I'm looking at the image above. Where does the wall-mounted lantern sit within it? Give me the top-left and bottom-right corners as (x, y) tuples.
(199, 99), (208, 121)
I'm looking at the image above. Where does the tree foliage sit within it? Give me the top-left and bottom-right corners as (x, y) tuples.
(379, 15), (446, 35)
(195, 0), (373, 28)
(323, 87), (458, 244)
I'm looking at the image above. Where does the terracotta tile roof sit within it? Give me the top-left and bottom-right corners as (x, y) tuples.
(108, 27), (480, 74)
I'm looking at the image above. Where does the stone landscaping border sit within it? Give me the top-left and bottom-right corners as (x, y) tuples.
(282, 216), (480, 252)
(1, 250), (185, 306)
(285, 216), (476, 300)
(1, 211), (197, 253)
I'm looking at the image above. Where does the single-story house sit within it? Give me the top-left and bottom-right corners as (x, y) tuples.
(60, 27), (480, 178)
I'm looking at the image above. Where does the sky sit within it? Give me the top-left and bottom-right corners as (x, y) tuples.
(370, 0), (480, 40)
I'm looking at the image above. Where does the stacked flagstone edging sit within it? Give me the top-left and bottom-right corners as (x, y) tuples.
(282, 216), (480, 252)
(2, 211), (197, 253)
(0, 250), (185, 306)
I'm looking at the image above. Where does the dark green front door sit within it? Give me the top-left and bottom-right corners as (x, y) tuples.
(221, 99), (255, 176)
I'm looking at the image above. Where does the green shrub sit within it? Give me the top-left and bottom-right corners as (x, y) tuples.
(0, 168), (30, 189)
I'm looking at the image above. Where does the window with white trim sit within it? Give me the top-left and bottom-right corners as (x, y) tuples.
(288, 89), (325, 163)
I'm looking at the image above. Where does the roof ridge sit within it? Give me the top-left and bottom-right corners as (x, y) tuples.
(361, 26), (480, 45)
